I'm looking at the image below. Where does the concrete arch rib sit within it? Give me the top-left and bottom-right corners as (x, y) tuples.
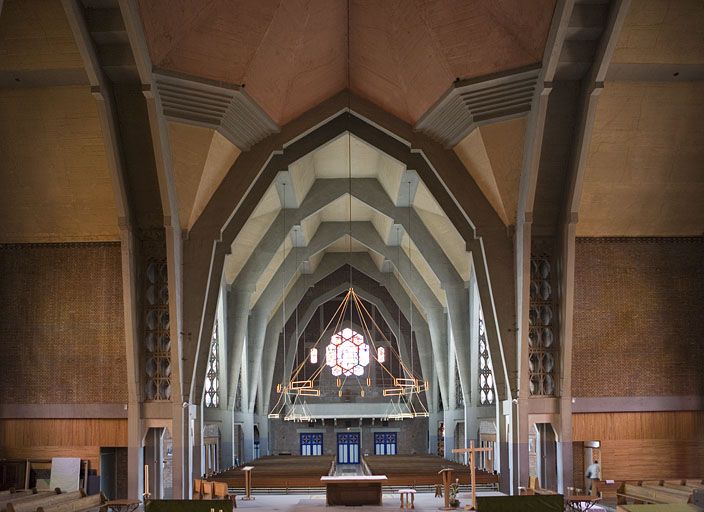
(245, 226), (448, 410)
(264, 286), (434, 418)
(185, 93), (514, 410)
(224, 178), (455, 410)
(255, 254), (437, 415)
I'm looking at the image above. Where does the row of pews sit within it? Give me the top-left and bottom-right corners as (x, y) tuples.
(0, 489), (105, 512)
(209, 456), (335, 490)
(616, 480), (704, 507)
(364, 455), (499, 488)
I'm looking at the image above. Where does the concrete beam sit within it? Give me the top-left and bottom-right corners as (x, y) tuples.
(183, 96), (514, 441)
(248, 248), (445, 409)
(262, 282), (426, 416)
(258, 259), (435, 416)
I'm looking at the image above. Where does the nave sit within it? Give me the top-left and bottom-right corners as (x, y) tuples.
(0, 0), (703, 511)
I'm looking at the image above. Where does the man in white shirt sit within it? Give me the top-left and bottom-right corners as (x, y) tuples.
(585, 460), (601, 493)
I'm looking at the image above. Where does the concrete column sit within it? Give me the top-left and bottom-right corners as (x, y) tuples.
(497, 399), (520, 494)
(126, 403), (143, 499)
(220, 408), (235, 469)
(258, 415), (270, 457)
(226, 287), (252, 409)
(428, 411), (441, 455)
(445, 284), (473, 407)
(237, 412), (255, 463)
(203, 406), (234, 471)
(193, 404), (204, 479)
(443, 408), (463, 460)
(247, 311), (269, 409)
(170, 402), (192, 498)
(144, 428), (163, 499)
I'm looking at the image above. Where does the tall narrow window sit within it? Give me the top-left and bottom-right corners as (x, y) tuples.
(479, 310), (495, 405)
(529, 251), (558, 396)
(310, 347), (318, 364)
(374, 432), (397, 455)
(377, 346), (385, 363)
(205, 321), (219, 408)
(144, 259), (171, 401)
(300, 433), (323, 456)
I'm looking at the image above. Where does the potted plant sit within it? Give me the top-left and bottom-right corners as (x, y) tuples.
(449, 480), (460, 508)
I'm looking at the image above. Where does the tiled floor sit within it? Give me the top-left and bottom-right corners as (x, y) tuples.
(233, 491), (506, 511)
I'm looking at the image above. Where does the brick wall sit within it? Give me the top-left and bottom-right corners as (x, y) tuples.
(269, 418), (428, 457)
(0, 243), (127, 404)
(572, 237), (704, 397)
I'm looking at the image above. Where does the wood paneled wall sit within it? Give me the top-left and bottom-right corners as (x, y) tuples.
(0, 419), (128, 474)
(573, 412), (704, 481)
(573, 411), (704, 441)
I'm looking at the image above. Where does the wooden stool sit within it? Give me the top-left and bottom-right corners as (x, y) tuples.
(434, 483), (442, 497)
(398, 489), (416, 510)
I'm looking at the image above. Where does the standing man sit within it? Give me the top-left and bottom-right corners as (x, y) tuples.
(586, 459), (601, 495)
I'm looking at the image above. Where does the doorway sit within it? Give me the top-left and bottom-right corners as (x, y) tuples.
(534, 423), (558, 490)
(337, 432), (360, 464)
(373, 432), (397, 455)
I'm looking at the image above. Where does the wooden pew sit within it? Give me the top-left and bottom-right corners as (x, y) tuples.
(212, 481), (235, 506)
(1, 492), (58, 512)
(200, 481), (213, 499)
(364, 455), (499, 488)
(210, 456), (334, 490)
(192, 479), (203, 499)
(663, 481), (704, 492)
(37, 493), (105, 512)
(6, 491), (86, 512)
(637, 484), (692, 501)
(617, 483), (692, 505)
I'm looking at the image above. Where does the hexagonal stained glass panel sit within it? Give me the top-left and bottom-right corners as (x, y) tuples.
(326, 328), (370, 377)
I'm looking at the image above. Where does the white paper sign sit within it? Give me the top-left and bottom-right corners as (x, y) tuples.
(49, 457), (81, 492)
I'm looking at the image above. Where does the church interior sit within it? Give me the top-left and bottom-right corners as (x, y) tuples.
(0, 0), (703, 511)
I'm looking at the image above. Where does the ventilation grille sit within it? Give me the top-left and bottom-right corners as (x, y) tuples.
(154, 70), (278, 150)
(415, 65), (541, 147)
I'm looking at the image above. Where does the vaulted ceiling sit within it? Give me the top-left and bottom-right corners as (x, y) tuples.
(224, 132), (467, 314)
(137, 0), (557, 125)
(0, 0), (702, 250)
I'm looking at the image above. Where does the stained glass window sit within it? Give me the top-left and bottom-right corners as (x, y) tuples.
(325, 328), (370, 376)
(479, 310), (495, 405)
(300, 433), (323, 456)
(377, 346), (385, 363)
(205, 321), (219, 408)
(310, 347), (318, 364)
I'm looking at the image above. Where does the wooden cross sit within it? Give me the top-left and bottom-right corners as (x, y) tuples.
(452, 440), (493, 510)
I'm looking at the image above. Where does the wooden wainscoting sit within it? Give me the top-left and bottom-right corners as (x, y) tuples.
(572, 412), (704, 481)
(0, 419), (128, 473)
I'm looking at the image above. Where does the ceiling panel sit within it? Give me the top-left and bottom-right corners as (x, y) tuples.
(613, 0), (704, 65)
(579, 81), (704, 236)
(0, 86), (118, 242)
(137, 0), (556, 125)
(0, 0), (85, 73)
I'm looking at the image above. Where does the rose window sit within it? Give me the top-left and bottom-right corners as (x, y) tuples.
(325, 328), (370, 376)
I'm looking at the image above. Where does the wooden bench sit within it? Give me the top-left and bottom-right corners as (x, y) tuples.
(6, 491), (86, 512)
(617, 483), (693, 505)
(210, 456), (334, 490)
(38, 493), (105, 512)
(192, 479), (203, 499)
(364, 455), (499, 488)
